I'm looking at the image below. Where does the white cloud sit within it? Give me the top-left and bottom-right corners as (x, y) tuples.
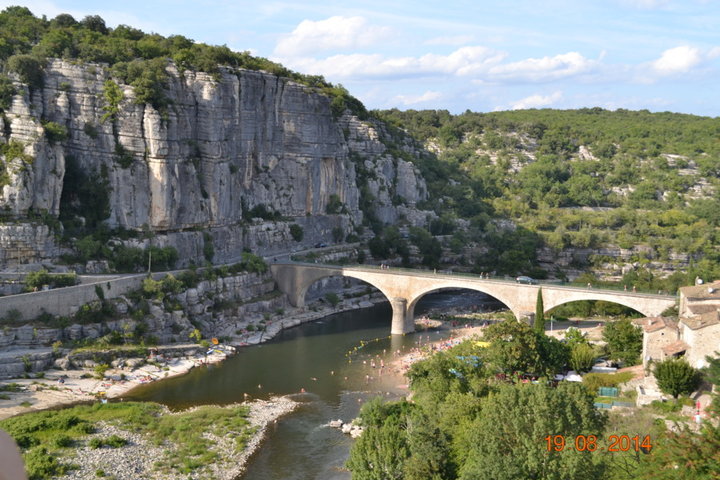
(652, 46), (702, 75)
(510, 91), (563, 110)
(620, 0), (670, 8)
(394, 90), (442, 105)
(277, 46), (506, 79)
(274, 16), (392, 56)
(488, 52), (598, 82)
(424, 35), (475, 46)
(708, 46), (720, 59)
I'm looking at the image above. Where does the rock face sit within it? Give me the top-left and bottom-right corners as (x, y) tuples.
(0, 60), (429, 268)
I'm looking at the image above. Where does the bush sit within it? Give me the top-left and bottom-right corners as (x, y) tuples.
(326, 194), (343, 214)
(289, 224), (304, 242)
(93, 364), (110, 379)
(654, 358), (701, 399)
(7, 54), (44, 89)
(24, 269), (78, 291)
(43, 121), (68, 143)
(602, 318), (642, 365)
(582, 371), (635, 394)
(324, 292), (340, 307)
(0, 74), (17, 111)
(569, 343), (595, 373)
(203, 232), (214, 262)
(24, 447), (68, 478)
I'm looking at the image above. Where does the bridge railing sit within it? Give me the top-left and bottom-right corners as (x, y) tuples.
(279, 261), (674, 298)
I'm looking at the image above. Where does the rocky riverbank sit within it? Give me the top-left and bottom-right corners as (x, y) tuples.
(0, 293), (386, 421)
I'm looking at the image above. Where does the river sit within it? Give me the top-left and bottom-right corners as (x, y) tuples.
(127, 290), (500, 479)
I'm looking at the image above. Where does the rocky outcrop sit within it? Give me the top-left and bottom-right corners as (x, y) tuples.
(0, 60), (430, 268)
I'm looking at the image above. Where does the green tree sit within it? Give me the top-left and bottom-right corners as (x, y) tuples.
(654, 358), (701, 399)
(482, 319), (569, 376)
(188, 328), (202, 343)
(457, 383), (606, 480)
(7, 54), (44, 89)
(289, 224), (304, 242)
(602, 318), (642, 365)
(706, 352), (720, 413)
(534, 288), (545, 334)
(570, 343), (596, 373)
(638, 422), (720, 480)
(101, 79), (124, 122)
(346, 398), (414, 480)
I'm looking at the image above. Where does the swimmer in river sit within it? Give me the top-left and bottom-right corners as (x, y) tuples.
(330, 370), (334, 375)
(300, 388), (305, 393)
(257, 384), (262, 389)
(311, 377), (317, 381)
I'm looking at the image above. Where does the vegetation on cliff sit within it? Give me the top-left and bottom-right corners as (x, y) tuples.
(0, 6), (365, 116)
(375, 108), (720, 290)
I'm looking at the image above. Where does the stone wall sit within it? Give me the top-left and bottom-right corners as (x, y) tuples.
(0, 274), (147, 320)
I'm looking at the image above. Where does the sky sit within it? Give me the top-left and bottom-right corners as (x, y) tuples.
(2, 0), (720, 116)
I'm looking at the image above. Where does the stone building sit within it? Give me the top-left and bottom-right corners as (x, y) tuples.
(638, 280), (720, 370)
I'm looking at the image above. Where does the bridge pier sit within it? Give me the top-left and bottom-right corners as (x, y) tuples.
(390, 297), (414, 335)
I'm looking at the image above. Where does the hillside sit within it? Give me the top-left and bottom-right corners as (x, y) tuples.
(376, 108), (720, 290)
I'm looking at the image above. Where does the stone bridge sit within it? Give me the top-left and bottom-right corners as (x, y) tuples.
(270, 263), (677, 334)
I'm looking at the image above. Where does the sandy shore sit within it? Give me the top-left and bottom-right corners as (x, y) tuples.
(392, 318), (606, 374)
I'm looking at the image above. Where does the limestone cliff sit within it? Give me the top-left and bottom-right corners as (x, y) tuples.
(0, 60), (429, 269)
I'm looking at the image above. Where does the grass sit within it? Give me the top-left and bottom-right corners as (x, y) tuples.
(582, 371), (636, 394)
(0, 382), (23, 392)
(0, 401), (254, 479)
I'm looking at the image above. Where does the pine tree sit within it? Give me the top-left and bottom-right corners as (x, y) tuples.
(534, 288), (545, 334)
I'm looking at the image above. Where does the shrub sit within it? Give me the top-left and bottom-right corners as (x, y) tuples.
(582, 371), (635, 395)
(53, 434), (73, 448)
(289, 224), (304, 242)
(24, 447), (68, 478)
(0, 74), (17, 111)
(324, 292), (340, 307)
(43, 121), (68, 143)
(326, 194), (343, 214)
(654, 358), (701, 399)
(93, 364), (110, 379)
(7, 54), (44, 89)
(203, 232), (214, 262)
(83, 122), (99, 139)
(569, 343), (595, 373)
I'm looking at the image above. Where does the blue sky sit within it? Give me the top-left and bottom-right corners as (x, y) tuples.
(3, 0), (719, 116)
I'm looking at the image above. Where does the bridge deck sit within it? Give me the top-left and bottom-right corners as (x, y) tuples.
(278, 262), (675, 301)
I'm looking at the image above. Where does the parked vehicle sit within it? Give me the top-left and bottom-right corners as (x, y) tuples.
(516, 276), (537, 285)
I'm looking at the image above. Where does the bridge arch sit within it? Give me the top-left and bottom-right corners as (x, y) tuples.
(406, 285), (517, 323)
(292, 271), (398, 310)
(544, 298), (644, 318)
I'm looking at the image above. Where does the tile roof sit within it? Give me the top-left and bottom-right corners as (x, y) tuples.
(662, 340), (689, 356)
(638, 316), (678, 333)
(681, 280), (720, 300)
(682, 310), (720, 330)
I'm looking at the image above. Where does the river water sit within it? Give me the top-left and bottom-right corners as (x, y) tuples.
(127, 291), (500, 479)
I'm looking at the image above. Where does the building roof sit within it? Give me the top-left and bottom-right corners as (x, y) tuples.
(680, 280), (720, 300)
(687, 304), (719, 316)
(682, 310), (720, 330)
(637, 316), (678, 333)
(662, 340), (689, 356)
